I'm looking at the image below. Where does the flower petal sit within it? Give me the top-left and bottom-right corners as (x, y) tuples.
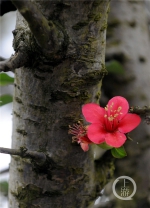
(107, 96), (129, 120)
(79, 135), (92, 144)
(80, 143), (89, 152)
(87, 123), (106, 144)
(82, 103), (105, 123)
(118, 113), (141, 133)
(105, 131), (127, 148)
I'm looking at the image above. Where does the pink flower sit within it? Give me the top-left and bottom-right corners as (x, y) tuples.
(68, 122), (92, 151)
(82, 96), (141, 148)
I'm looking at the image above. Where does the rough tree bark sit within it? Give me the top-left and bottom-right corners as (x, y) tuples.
(7, 1), (114, 208)
(103, 0), (150, 207)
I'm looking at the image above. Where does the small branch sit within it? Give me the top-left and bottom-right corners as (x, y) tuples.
(130, 106), (150, 125)
(11, 0), (50, 49)
(0, 50), (29, 72)
(0, 57), (16, 72)
(0, 168), (9, 174)
(129, 106), (150, 115)
(0, 147), (46, 165)
(0, 56), (6, 61)
(11, 0), (64, 58)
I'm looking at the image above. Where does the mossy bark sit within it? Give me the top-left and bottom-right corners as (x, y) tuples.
(9, 1), (113, 208)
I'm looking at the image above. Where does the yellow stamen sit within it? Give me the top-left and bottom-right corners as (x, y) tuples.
(117, 106), (122, 112)
(108, 115), (114, 121)
(105, 105), (108, 111)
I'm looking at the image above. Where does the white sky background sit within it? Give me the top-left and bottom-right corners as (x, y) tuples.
(0, 12), (16, 172)
(0, 11), (16, 58)
(0, 11), (16, 208)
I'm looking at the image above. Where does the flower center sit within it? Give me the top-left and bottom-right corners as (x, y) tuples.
(104, 102), (123, 132)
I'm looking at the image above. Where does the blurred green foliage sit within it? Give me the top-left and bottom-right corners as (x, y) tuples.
(106, 60), (124, 74)
(0, 73), (14, 86)
(0, 72), (14, 106)
(0, 180), (8, 196)
(0, 94), (13, 106)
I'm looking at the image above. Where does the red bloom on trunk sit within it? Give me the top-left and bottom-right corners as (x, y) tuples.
(68, 122), (92, 151)
(82, 96), (141, 148)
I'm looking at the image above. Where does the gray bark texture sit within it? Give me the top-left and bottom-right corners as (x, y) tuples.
(8, 1), (114, 208)
(102, 0), (150, 207)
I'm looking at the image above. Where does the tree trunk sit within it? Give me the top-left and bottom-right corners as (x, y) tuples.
(9, 1), (113, 208)
(103, 0), (150, 207)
